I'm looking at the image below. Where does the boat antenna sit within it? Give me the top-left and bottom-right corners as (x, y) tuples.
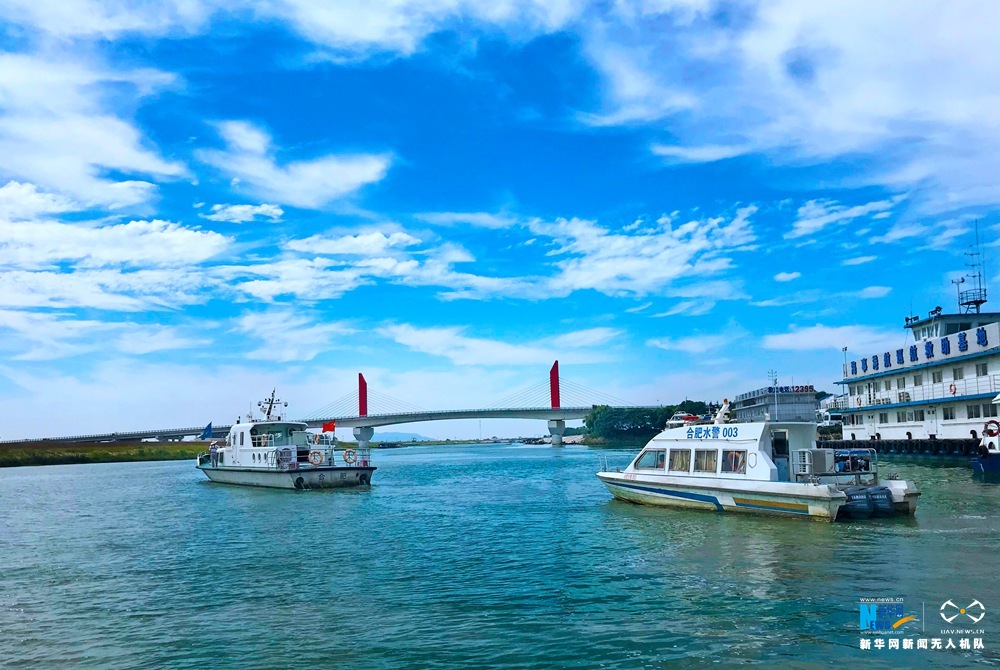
(959, 219), (988, 314)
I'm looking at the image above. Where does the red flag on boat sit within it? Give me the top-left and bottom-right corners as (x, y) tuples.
(322, 420), (336, 433)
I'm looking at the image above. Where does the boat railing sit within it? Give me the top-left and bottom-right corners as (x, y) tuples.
(597, 454), (626, 473)
(818, 448), (879, 486)
(270, 446), (373, 470)
(851, 373), (1000, 409)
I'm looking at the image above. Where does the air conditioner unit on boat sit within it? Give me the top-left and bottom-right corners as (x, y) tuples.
(809, 449), (835, 474)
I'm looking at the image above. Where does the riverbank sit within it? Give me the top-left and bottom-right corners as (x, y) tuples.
(0, 438), (533, 468)
(0, 441), (206, 468)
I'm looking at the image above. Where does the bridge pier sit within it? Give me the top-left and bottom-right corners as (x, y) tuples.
(353, 426), (374, 450)
(548, 419), (565, 447)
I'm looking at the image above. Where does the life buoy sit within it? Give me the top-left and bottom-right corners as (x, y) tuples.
(984, 420), (1000, 438)
(343, 449), (357, 465)
(308, 450), (323, 465)
(949, 383), (957, 395)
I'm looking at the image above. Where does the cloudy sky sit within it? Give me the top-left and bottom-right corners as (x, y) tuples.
(1, 0), (997, 440)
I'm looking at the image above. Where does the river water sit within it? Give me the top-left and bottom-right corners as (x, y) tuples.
(1, 444), (998, 668)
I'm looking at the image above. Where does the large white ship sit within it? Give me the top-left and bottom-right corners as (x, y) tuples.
(835, 255), (1000, 447)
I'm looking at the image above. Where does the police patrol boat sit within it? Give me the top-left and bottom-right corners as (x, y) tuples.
(196, 390), (375, 490)
(596, 401), (920, 522)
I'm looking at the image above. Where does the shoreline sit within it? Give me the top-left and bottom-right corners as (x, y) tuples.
(0, 438), (548, 468)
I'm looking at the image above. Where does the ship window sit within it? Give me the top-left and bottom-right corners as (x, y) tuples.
(668, 449), (691, 472)
(984, 404), (998, 418)
(240, 432), (244, 446)
(896, 411), (907, 423)
(635, 449), (665, 470)
(872, 381), (881, 392)
(898, 377), (906, 389)
(953, 367), (965, 380)
(721, 450), (746, 474)
(878, 413), (889, 424)
(913, 374), (923, 386)
(968, 405), (982, 419)
(693, 449), (718, 473)
(885, 379), (892, 391)
(932, 370), (943, 383)
(977, 362), (989, 376)
(943, 407), (955, 420)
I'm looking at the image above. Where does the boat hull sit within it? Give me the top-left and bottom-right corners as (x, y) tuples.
(198, 465), (376, 489)
(597, 472), (845, 522)
(972, 454), (1000, 474)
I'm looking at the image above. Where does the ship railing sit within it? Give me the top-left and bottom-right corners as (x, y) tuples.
(597, 454), (628, 473)
(813, 448), (879, 486)
(854, 374), (1000, 408)
(269, 446), (373, 470)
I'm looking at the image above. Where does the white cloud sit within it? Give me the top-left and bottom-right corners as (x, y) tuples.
(762, 324), (899, 352)
(0, 309), (209, 360)
(0, 217), (229, 269)
(855, 286), (891, 299)
(786, 198), (899, 239)
(198, 121), (391, 209)
(586, 2), (1000, 213)
(774, 271), (800, 282)
(416, 211), (518, 229)
(270, 0), (581, 56)
(0, 53), (185, 208)
(287, 230), (421, 255)
(529, 206), (757, 298)
(842, 255), (877, 266)
(201, 203), (284, 223)
(0, 268), (215, 311)
(647, 334), (730, 355)
(652, 300), (715, 317)
(0, 0), (215, 38)
(651, 143), (747, 163)
(0, 181), (78, 219)
(383, 323), (616, 366)
(235, 310), (356, 362)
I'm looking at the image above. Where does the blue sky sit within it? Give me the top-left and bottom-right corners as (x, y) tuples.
(1, 1), (998, 440)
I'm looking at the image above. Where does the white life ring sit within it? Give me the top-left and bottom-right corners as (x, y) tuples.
(343, 449), (357, 465)
(949, 383), (957, 395)
(308, 450), (323, 465)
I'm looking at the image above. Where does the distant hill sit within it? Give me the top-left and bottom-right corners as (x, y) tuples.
(372, 431), (434, 442)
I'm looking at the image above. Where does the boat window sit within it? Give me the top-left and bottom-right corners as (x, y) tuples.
(240, 432), (244, 446)
(634, 449), (666, 470)
(721, 450), (747, 474)
(668, 449), (691, 472)
(693, 449), (718, 473)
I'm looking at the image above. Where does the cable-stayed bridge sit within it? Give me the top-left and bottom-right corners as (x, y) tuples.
(3, 361), (651, 446)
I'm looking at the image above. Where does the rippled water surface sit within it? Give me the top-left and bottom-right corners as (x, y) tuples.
(2, 445), (998, 668)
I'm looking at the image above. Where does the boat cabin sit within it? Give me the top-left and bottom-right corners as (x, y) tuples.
(219, 420), (337, 468)
(628, 421), (881, 487)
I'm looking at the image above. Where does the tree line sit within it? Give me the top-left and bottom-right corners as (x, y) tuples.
(583, 401), (712, 442)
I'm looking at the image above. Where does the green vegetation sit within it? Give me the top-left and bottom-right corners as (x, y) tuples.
(0, 441), (205, 468)
(583, 401), (711, 445)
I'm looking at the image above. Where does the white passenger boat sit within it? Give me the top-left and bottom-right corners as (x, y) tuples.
(196, 390), (375, 490)
(597, 401), (919, 522)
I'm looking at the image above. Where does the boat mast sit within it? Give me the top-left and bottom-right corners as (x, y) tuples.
(959, 220), (988, 314)
(259, 388), (278, 420)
